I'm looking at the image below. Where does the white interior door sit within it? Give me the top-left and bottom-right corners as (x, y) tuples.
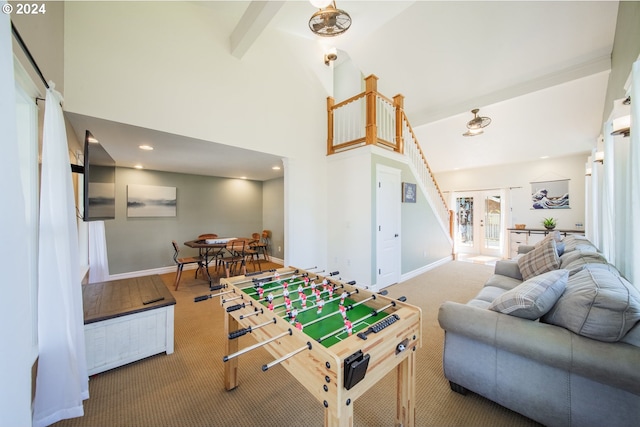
(376, 165), (401, 289)
(454, 190), (504, 257)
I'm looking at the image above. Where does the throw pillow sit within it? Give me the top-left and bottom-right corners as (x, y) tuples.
(488, 269), (568, 320)
(542, 268), (640, 342)
(517, 238), (560, 281)
(534, 230), (562, 248)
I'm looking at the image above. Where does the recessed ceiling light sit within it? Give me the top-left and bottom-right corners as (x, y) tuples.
(139, 145), (154, 151)
(134, 164), (144, 169)
(540, 155), (549, 159)
(272, 166), (281, 170)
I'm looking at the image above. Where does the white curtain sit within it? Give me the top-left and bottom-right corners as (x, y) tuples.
(601, 125), (615, 264)
(32, 83), (89, 427)
(1, 8), (33, 425)
(88, 221), (110, 283)
(628, 59), (639, 284)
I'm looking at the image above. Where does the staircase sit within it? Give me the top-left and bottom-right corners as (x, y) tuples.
(327, 75), (453, 239)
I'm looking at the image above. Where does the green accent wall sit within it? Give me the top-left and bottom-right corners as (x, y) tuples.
(104, 167), (282, 274)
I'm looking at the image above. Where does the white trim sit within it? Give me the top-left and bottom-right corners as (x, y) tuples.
(400, 256), (453, 283)
(106, 256), (285, 281)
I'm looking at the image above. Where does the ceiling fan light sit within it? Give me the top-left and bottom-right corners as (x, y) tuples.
(310, 0), (333, 9)
(309, 2), (351, 37)
(463, 128), (483, 137)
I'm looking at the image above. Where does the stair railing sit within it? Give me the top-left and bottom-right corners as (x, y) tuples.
(327, 74), (453, 237)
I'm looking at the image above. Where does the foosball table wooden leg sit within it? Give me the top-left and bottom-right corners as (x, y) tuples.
(224, 313), (239, 391)
(395, 350), (416, 427)
(324, 402), (353, 427)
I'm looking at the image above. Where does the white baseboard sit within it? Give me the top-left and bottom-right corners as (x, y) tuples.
(399, 255), (453, 283)
(104, 256), (286, 282)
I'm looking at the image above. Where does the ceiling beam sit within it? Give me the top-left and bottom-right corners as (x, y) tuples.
(230, 1), (285, 59)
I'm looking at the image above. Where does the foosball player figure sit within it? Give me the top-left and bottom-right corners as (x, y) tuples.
(310, 280), (317, 293)
(339, 304), (347, 319)
(257, 286), (264, 299)
(315, 288), (322, 301)
(317, 298), (325, 314)
(289, 308), (298, 324)
(267, 300), (274, 311)
(267, 292), (274, 311)
(340, 291), (347, 305)
(274, 271), (280, 280)
(322, 278), (328, 291)
(295, 319), (303, 331)
(304, 276), (310, 285)
(328, 285), (334, 298)
(344, 317), (353, 336)
(282, 281), (289, 290)
(284, 296), (292, 314)
(300, 293), (308, 308)
(283, 288), (290, 299)
(297, 284), (304, 296)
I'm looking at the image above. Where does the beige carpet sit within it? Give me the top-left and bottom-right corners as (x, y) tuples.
(55, 261), (542, 427)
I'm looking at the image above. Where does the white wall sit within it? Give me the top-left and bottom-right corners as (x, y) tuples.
(437, 153), (587, 231)
(326, 148), (373, 285)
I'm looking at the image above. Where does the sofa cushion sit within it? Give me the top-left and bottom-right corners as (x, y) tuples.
(517, 238), (560, 281)
(542, 268), (640, 342)
(560, 251), (609, 275)
(621, 322), (640, 347)
(562, 234), (596, 253)
(488, 269), (568, 320)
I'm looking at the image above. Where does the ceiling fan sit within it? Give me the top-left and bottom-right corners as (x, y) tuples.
(462, 108), (491, 137)
(308, 1), (352, 37)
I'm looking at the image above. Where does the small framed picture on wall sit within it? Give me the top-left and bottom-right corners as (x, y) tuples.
(402, 182), (416, 203)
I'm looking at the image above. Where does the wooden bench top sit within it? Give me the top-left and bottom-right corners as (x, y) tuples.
(83, 275), (176, 324)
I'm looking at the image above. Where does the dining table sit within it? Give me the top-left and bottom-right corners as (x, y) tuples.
(184, 237), (254, 284)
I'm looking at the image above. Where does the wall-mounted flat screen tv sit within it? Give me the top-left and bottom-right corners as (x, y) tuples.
(83, 130), (116, 221)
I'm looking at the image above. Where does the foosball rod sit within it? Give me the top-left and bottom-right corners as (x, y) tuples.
(194, 289), (235, 302)
(243, 275), (317, 297)
(228, 317), (277, 339)
(261, 342), (312, 372)
(316, 298), (404, 343)
(272, 284), (348, 316)
(231, 269), (299, 288)
(222, 329), (292, 362)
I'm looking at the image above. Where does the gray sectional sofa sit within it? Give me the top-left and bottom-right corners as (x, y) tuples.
(438, 234), (640, 427)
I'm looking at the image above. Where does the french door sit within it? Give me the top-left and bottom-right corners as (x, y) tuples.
(454, 190), (504, 257)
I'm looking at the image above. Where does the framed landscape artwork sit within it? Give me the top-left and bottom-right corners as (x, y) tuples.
(127, 184), (177, 217)
(530, 179), (570, 209)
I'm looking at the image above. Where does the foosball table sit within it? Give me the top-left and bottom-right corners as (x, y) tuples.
(195, 267), (422, 427)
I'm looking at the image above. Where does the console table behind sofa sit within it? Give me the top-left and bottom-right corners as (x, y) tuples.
(83, 275), (176, 375)
(507, 228), (584, 258)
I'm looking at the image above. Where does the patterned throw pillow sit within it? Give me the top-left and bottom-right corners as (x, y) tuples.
(488, 269), (568, 320)
(517, 238), (561, 281)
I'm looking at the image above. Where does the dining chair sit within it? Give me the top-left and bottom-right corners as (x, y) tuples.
(172, 240), (205, 291)
(219, 239), (247, 278)
(260, 230), (271, 261)
(245, 233), (263, 272)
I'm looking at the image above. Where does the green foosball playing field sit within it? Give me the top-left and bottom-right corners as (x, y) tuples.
(239, 273), (390, 348)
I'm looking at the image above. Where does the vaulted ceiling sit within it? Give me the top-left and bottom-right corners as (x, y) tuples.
(66, 1), (619, 178)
